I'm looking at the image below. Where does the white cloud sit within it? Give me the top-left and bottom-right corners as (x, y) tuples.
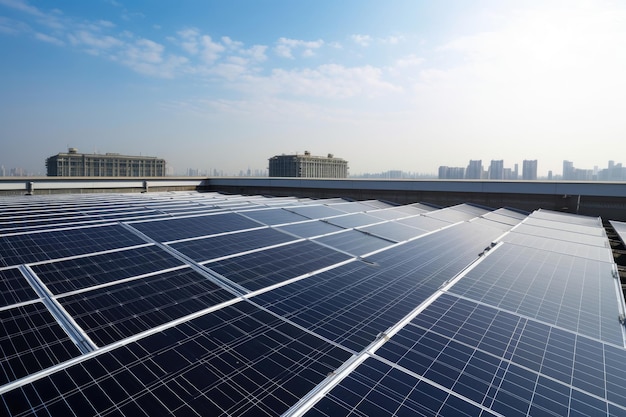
(0, 0), (45, 17)
(351, 34), (371, 47)
(243, 64), (401, 99)
(275, 37), (324, 59)
(177, 27), (200, 54)
(68, 30), (123, 52)
(222, 36), (243, 49)
(200, 35), (224, 63)
(34, 31), (63, 45)
(0, 16), (29, 34)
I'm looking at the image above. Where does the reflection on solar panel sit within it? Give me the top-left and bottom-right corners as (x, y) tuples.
(1, 191), (625, 417)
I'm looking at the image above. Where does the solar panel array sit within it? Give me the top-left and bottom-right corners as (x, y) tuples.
(0, 191), (625, 416)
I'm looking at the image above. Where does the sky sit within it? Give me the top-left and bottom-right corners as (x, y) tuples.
(1, 0), (625, 176)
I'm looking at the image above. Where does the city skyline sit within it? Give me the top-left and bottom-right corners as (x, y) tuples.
(1, 1), (626, 175)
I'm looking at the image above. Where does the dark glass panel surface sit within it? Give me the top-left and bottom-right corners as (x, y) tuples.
(0, 224), (147, 267)
(0, 302), (82, 386)
(0, 267), (38, 307)
(206, 240), (351, 291)
(129, 212), (261, 242)
(31, 245), (185, 295)
(169, 228), (295, 262)
(59, 268), (235, 345)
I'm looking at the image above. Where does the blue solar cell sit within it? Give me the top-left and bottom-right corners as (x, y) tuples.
(0, 224), (147, 267)
(450, 243), (623, 344)
(31, 245), (185, 295)
(0, 267), (38, 307)
(313, 230), (392, 255)
(169, 227), (296, 262)
(58, 267), (235, 345)
(0, 302), (82, 386)
(0, 302), (352, 417)
(128, 212), (261, 242)
(206, 240), (351, 291)
(276, 220), (343, 238)
(254, 223), (503, 351)
(238, 208), (308, 225)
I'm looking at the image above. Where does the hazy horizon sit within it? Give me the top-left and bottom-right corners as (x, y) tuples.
(1, 0), (625, 176)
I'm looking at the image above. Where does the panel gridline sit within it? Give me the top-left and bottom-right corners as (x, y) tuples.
(0, 302), (82, 386)
(449, 243), (623, 345)
(306, 357), (500, 417)
(276, 220), (344, 238)
(313, 230), (393, 256)
(374, 293), (626, 417)
(168, 227), (296, 263)
(501, 232), (614, 263)
(0, 268), (38, 307)
(0, 302), (352, 417)
(254, 222), (506, 352)
(0, 224), (147, 268)
(204, 240), (352, 292)
(128, 212), (262, 243)
(30, 245), (185, 295)
(58, 267), (236, 346)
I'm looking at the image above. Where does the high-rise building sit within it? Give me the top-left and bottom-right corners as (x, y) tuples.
(268, 151), (348, 178)
(438, 166), (465, 179)
(465, 160), (483, 179)
(563, 160), (574, 180)
(488, 160), (504, 180)
(46, 148), (166, 177)
(522, 160), (538, 180)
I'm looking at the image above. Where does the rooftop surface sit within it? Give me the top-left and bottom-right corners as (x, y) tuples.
(0, 191), (625, 416)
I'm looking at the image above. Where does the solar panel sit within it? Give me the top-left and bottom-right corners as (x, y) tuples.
(0, 224), (147, 267)
(1, 190), (625, 417)
(169, 227), (297, 262)
(128, 212), (262, 242)
(0, 267), (38, 307)
(449, 243), (623, 344)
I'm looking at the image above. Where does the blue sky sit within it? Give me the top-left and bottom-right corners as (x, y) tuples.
(1, 0), (625, 176)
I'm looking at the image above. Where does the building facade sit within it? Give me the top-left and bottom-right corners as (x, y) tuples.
(268, 151), (348, 178)
(488, 160), (504, 180)
(522, 160), (538, 180)
(438, 166), (465, 179)
(46, 148), (166, 177)
(465, 160), (483, 179)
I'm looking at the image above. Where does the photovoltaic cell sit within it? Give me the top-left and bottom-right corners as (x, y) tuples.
(168, 227), (296, 262)
(395, 215), (451, 231)
(375, 293), (625, 417)
(0, 224), (147, 267)
(0, 302), (82, 386)
(324, 213), (383, 228)
(523, 217), (606, 236)
(254, 222), (503, 351)
(276, 220), (343, 238)
(0, 267), (38, 307)
(313, 230), (392, 256)
(30, 245), (185, 295)
(205, 240), (352, 291)
(305, 357), (499, 417)
(1, 190), (626, 417)
(358, 221), (428, 242)
(128, 212), (262, 242)
(239, 208), (309, 225)
(0, 302), (352, 417)
(450, 243), (623, 344)
(285, 205), (347, 219)
(58, 267), (236, 346)
(531, 209), (601, 227)
(511, 223), (608, 247)
(500, 232), (614, 263)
